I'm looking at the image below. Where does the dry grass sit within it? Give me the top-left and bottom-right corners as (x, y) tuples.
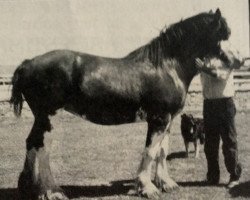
(0, 102), (250, 200)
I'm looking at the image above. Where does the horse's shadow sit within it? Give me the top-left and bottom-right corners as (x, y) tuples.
(62, 179), (136, 199)
(167, 151), (187, 160)
(0, 188), (18, 200)
(3, 179), (249, 199)
(177, 181), (225, 187)
(0, 179), (136, 200)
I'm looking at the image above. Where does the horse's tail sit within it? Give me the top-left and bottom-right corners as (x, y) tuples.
(10, 60), (29, 117)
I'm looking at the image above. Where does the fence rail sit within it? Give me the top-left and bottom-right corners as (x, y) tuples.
(188, 71), (250, 92)
(1, 71), (250, 101)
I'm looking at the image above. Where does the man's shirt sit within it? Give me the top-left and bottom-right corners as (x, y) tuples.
(200, 58), (235, 99)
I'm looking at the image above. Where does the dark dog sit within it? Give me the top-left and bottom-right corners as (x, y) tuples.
(181, 113), (205, 158)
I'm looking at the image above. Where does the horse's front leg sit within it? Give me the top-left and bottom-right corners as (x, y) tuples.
(137, 113), (171, 198)
(154, 117), (179, 192)
(18, 114), (68, 200)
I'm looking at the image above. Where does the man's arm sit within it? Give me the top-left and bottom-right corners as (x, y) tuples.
(195, 58), (231, 80)
(195, 58), (218, 78)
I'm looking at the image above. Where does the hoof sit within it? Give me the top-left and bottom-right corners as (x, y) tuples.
(137, 182), (161, 199)
(38, 190), (68, 200)
(18, 172), (68, 200)
(162, 178), (179, 192)
(155, 176), (179, 193)
(162, 182), (179, 192)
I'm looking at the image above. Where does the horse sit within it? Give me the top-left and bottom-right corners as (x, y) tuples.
(11, 8), (235, 199)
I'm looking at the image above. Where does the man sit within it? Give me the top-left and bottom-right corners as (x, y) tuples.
(195, 41), (243, 189)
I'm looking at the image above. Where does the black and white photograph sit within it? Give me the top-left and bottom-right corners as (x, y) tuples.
(0, 0), (250, 199)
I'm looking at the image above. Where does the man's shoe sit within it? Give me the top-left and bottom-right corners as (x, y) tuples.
(227, 179), (239, 189)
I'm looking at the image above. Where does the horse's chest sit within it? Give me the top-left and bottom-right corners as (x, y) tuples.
(143, 70), (187, 108)
(157, 83), (186, 108)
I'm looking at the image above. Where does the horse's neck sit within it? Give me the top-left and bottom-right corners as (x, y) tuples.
(175, 60), (198, 91)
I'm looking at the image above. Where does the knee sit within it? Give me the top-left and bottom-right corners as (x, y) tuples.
(148, 146), (165, 160)
(158, 147), (167, 160)
(26, 140), (44, 151)
(26, 134), (44, 150)
(204, 142), (218, 155)
(40, 117), (52, 132)
(147, 114), (169, 132)
(222, 141), (237, 153)
(223, 134), (237, 145)
(142, 148), (155, 161)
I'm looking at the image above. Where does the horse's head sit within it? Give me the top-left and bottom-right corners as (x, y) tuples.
(161, 8), (231, 60)
(208, 9), (231, 41)
(126, 8), (232, 70)
(192, 8), (231, 57)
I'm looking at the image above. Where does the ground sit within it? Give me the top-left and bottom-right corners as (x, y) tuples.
(0, 102), (249, 200)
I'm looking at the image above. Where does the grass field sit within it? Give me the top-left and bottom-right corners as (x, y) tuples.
(0, 102), (250, 200)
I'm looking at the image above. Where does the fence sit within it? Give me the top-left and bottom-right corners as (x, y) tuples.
(1, 71), (250, 101)
(188, 71), (250, 92)
(0, 74), (12, 102)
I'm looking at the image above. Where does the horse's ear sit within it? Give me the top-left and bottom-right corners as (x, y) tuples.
(209, 9), (213, 14)
(211, 8), (222, 28)
(215, 8), (221, 19)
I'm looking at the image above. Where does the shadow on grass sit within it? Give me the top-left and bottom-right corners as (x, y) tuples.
(0, 188), (19, 200)
(178, 181), (225, 187)
(62, 179), (135, 199)
(0, 180), (135, 200)
(167, 151), (187, 160)
(0, 180), (232, 199)
(229, 181), (250, 198)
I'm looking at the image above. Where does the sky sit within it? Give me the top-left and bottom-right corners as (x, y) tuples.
(0, 0), (249, 69)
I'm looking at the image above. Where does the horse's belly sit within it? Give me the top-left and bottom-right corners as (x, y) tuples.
(86, 108), (138, 125)
(65, 97), (140, 125)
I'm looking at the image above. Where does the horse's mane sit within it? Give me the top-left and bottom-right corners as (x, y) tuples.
(125, 10), (229, 67)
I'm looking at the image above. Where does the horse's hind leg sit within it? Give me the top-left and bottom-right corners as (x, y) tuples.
(18, 113), (68, 200)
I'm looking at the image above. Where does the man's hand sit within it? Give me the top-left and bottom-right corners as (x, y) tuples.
(195, 58), (218, 78)
(195, 58), (205, 70)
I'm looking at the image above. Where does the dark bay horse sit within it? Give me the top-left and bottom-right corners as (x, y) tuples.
(11, 9), (235, 199)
